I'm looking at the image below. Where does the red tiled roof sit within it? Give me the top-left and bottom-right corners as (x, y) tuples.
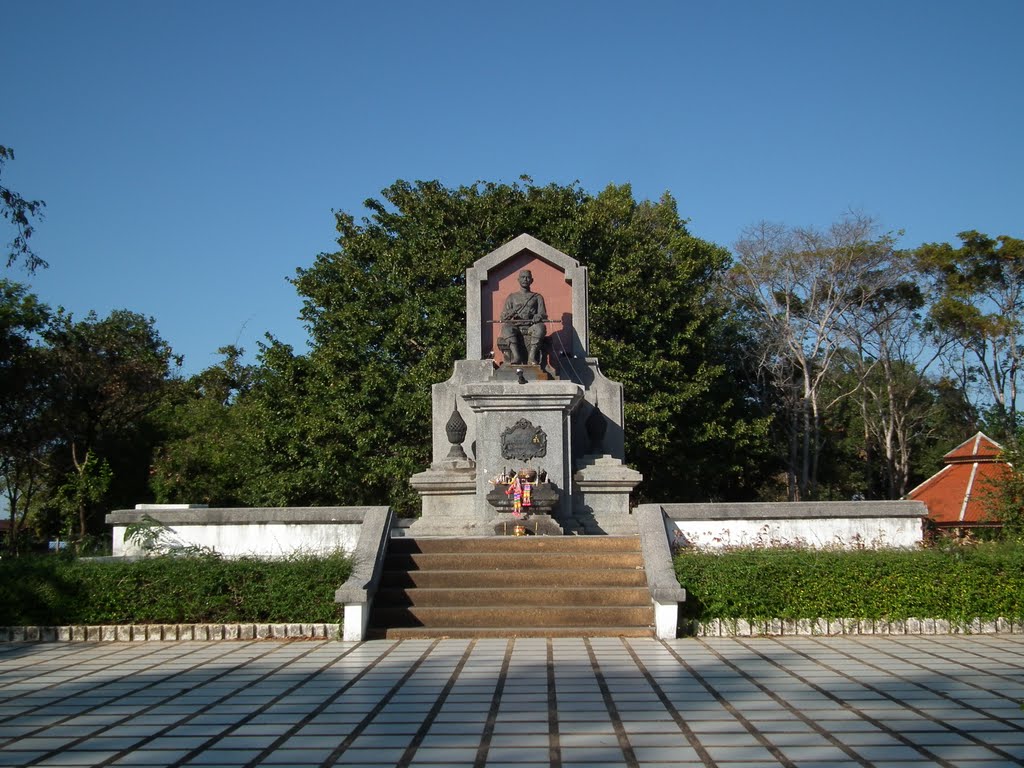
(908, 432), (1011, 524)
(943, 432), (1003, 462)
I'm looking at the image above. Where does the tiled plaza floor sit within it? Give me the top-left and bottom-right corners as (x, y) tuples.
(0, 635), (1022, 767)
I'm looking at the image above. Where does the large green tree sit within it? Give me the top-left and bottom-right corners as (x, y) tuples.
(42, 309), (180, 541)
(0, 281), (55, 552)
(1, 287), (181, 549)
(221, 179), (768, 513)
(916, 232), (1024, 437)
(728, 215), (903, 500)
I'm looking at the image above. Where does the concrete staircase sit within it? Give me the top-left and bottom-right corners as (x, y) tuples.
(369, 536), (655, 639)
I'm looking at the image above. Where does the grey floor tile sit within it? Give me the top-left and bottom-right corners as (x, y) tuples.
(280, 735), (344, 750)
(485, 745), (555, 761)
(704, 744), (777, 761)
(690, 731), (760, 746)
(848, 744), (933, 761)
(776, 745), (858, 761)
(0, 752), (48, 766)
(558, 721), (616, 735)
(34, 751), (122, 766)
(259, 748), (335, 764)
(332, 747), (408, 763)
(487, 734), (549, 748)
(766, 732), (833, 747)
(632, 745), (701, 762)
(68, 736), (146, 750)
(185, 748), (266, 765)
(113, 750), (192, 765)
(628, 733), (693, 748)
(559, 745), (629, 762)
(621, 721), (683, 734)
(424, 722), (487, 735)
(410, 747), (479, 762)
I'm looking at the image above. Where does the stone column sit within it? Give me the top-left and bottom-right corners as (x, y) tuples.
(573, 455), (643, 534)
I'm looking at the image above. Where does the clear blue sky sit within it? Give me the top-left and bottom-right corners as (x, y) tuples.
(5, 1), (1022, 375)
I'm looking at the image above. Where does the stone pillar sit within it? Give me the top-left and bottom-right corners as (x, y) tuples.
(407, 460), (480, 536)
(573, 454), (643, 534)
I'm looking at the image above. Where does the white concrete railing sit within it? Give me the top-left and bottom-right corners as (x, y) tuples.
(333, 507), (395, 641)
(634, 504), (687, 640)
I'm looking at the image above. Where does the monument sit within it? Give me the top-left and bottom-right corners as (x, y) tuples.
(409, 234), (641, 535)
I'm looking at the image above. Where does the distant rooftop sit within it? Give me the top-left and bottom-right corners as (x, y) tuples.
(908, 432), (1010, 526)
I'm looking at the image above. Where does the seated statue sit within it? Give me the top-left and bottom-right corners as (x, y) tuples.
(497, 269), (547, 366)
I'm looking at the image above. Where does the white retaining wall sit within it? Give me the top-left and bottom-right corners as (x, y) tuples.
(106, 506), (371, 558)
(661, 501), (927, 549)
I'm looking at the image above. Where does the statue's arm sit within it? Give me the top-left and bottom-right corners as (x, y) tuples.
(534, 294), (548, 321)
(499, 295), (517, 322)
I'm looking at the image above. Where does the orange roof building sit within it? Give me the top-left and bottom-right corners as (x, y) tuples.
(907, 432), (1011, 527)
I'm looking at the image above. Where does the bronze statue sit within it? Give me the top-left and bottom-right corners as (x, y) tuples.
(497, 269), (547, 366)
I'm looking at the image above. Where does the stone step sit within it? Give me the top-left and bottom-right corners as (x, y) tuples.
(379, 626), (654, 639)
(379, 569), (648, 589)
(369, 535), (654, 639)
(388, 536), (641, 554)
(377, 586), (651, 607)
(372, 605), (655, 629)
(383, 552), (643, 571)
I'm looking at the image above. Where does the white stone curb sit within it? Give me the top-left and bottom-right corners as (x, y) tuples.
(0, 623), (342, 642)
(684, 617), (1024, 637)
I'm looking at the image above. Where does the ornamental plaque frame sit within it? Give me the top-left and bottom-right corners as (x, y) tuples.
(500, 418), (548, 462)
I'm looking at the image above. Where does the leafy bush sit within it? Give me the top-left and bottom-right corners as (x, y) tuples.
(675, 544), (1024, 622)
(0, 552), (352, 625)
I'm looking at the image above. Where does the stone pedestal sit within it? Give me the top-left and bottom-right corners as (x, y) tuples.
(463, 381), (584, 528)
(573, 454), (643, 534)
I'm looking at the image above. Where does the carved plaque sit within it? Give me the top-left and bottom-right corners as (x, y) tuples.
(500, 418), (547, 461)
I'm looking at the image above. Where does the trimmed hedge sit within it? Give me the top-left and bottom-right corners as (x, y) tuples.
(675, 544), (1024, 622)
(0, 553), (352, 626)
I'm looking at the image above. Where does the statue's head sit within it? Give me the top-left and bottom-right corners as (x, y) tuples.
(518, 269), (534, 289)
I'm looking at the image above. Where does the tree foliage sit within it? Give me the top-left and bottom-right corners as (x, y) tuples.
(149, 346), (254, 506)
(978, 436), (1024, 541)
(729, 215), (903, 499)
(916, 231), (1024, 437)
(216, 179), (770, 513)
(843, 264), (953, 498)
(0, 285), (181, 551)
(5, 170), (1017, 542)
(42, 309), (181, 539)
(0, 280), (55, 552)
(0, 146), (46, 273)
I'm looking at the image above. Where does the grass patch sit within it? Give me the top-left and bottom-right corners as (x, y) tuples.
(0, 552), (352, 625)
(675, 543), (1024, 622)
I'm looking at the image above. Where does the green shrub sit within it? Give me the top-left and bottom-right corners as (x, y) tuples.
(0, 552), (352, 625)
(675, 543), (1024, 622)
